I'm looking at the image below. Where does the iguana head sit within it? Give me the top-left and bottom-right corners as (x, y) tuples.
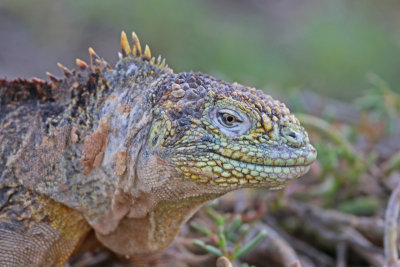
(145, 72), (317, 192)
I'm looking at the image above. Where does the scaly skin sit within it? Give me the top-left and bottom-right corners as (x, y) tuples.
(0, 31), (316, 265)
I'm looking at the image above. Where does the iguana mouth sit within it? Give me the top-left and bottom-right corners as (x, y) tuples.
(206, 152), (313, 185)
(172, 144), (316, 186)
(213, 143), (317, 167)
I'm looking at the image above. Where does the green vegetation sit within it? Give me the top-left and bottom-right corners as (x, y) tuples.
(191, 206), (266, 263)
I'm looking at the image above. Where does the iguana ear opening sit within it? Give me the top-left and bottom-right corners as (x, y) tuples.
(147, 119), (166, 149)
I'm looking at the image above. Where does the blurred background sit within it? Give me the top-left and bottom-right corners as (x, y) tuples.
(1, 0), (399, 100)
(2, 1), (400, 266)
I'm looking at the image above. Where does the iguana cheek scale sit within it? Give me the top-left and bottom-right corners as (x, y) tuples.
(0, 31), (316, 265)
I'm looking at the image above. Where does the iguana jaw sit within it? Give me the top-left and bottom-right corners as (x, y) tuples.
(170, 142), (316, 187)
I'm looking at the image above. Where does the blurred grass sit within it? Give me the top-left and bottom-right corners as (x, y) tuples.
(1, 0), (400, 99)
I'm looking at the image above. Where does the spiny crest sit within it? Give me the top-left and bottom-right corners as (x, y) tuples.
(44, 45), (112, 92)
(56, 63), (72, 78)
(45, 72), (61, 89)
(87, 47), (112, 72)
(72, 48), (111, 74)
(120, 31), (166, 68)
(47, 31), (165, 86)
(22, 31), (166, 95)
(75, 58), (89, 71)
(51, 45), (110, 77)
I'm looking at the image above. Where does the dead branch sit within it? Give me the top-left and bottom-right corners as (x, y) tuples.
(384, 182), (400, 267)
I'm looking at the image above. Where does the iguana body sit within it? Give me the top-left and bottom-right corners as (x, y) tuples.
(0, 31), (316, 266)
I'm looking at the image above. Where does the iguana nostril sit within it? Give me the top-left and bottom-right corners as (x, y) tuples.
(281, 126), (303, 147)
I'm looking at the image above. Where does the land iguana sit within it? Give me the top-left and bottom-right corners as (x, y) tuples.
(0, 31), (317, 266)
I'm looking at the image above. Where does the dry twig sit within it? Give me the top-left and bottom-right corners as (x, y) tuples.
(384, 182), (400, 267)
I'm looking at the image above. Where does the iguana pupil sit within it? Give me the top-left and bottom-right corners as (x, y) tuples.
(224, 114), (235, 123)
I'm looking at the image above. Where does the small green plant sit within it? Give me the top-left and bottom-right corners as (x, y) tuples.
(191, 206), (267, 262)
(355, 73), (400, 135)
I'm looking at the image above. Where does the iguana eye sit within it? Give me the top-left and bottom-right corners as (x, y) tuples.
(210, 108), (252, 138)
(218, 110), (243, 127)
